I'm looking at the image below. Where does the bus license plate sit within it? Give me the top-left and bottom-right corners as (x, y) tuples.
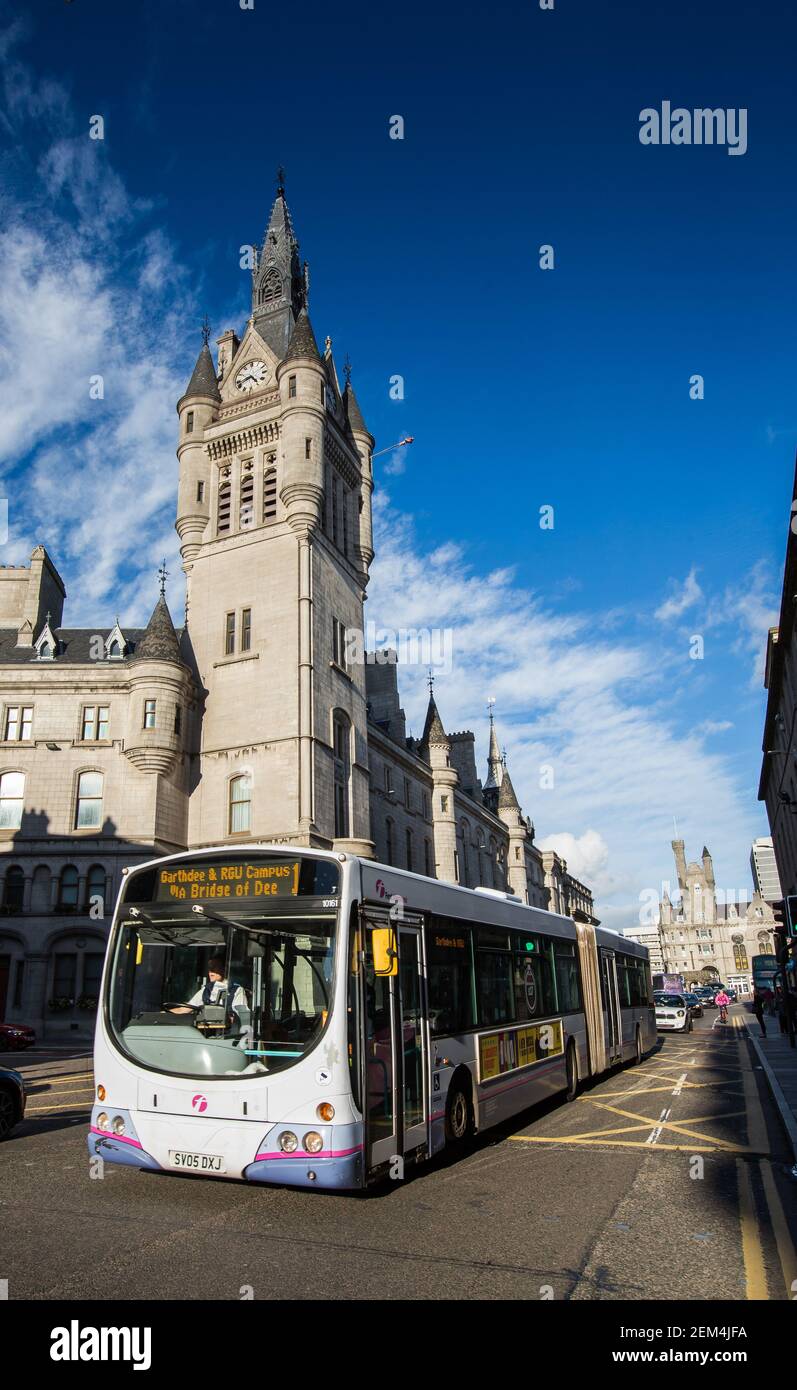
(169, 1149), (226, 1174)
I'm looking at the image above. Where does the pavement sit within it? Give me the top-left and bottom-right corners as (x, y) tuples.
(1, 1009), (797, 1301)
(742, 1006), (797, 1164)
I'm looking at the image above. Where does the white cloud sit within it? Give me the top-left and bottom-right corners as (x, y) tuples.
(0, 43), (196, 624)
(537, 830), (609, 882)
(655, 567), (703, 622)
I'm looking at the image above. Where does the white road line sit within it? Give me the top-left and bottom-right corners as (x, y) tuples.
(646, 1106), (671, 1145)
(671, 1072), (688, 1096)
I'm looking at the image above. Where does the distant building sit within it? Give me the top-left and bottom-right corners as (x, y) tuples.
(540, 849), (600, 925)
(623, 925), (665, 975)
(658, 839), (776, 987)
(750, 837), (782, 905)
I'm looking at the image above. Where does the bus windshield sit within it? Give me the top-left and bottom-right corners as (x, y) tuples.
(108, 912), (336, 1078)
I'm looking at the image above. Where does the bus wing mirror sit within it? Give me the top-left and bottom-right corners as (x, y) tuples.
(372, 927), (398, 977)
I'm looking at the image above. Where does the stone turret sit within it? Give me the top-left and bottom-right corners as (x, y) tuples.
(176, 334), (219, 574)
(483, 709), (503, 813)
(124, 594), (192, 776)
(672, 838), (688, 891)
(422, 693), (458, 883)
(276, 308), (325, 536)
(497, 762), (529, 900)
(343, 376), (375, 588)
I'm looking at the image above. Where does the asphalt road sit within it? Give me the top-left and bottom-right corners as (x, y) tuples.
(2, 1006), (796, 1301)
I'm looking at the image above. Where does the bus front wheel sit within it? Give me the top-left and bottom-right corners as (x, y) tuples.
(445, 1073), (473, 1145)
(565, 1040), (579, 1102)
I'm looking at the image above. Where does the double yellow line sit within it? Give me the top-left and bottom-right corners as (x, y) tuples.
(736, 1015), (797, 1300)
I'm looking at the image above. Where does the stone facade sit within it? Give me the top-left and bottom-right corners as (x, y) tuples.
(0, 183), (594, 1038)
(657, 840), (776, 988)
(759, 459), (797, 902)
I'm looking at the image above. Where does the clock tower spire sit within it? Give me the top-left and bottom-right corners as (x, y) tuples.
(251, 171), (307, 359)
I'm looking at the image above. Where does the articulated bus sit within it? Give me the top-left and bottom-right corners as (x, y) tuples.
(89, 845), (655, 1190)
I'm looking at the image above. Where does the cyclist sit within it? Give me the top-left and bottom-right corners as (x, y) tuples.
(715, 988), (730, 1023)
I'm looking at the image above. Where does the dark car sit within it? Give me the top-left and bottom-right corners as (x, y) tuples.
(0, 1066), (26, 1140)
(0, 1023), (36, 1052)
(683, 992), (703, 1018)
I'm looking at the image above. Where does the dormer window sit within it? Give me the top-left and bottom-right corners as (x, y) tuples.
(104, 623), (126, 660)
(34, 617), (57, 660)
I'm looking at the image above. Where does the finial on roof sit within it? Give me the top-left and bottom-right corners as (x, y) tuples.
(45, 610), (51, 626)
(344, 354), (352, 386)
(427, 668), (435, 695)
(201, 314), (210, 346)
(487, 696), (496, 724)
(325, 335), (332, 351)
(158, 559), (169, 597)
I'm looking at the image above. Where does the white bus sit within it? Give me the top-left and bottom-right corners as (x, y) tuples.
(89, 845), (655, 1190)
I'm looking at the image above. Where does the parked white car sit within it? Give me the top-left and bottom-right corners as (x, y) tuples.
(654, 993), (692, 1033)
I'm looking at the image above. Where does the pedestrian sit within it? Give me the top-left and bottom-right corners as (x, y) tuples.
(715, 988), (730, 1023)
(775, 980), (788, 1035)
(752, 988), (767, 1038)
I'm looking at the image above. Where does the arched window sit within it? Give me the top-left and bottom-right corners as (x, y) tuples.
(3, 865), (24, 913)
(108, 640), (121, 658)
(385, 818), (394, 864)
(75, 771), (103, 829)
(263, 464), (277, 520)
(229, 775), (251, 834)
(333, 713), (350, 839)
(0, 771), (24, 829)
(86, 864), (106, 913)
(39, 641), (52, 659)
(240, 468), (254, 528)
(58, 865), (79, 910)
(259, 269), (281, 305)
(217, 479), (231, 534)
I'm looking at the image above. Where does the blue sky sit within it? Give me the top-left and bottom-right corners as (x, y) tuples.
(1, 0), (795, 927)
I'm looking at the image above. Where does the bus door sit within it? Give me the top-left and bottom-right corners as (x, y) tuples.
(600, 949), (623, 1064)
(362, 909), (428, 1171)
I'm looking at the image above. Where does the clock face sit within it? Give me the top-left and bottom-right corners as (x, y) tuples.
(235, 360), (268, 392)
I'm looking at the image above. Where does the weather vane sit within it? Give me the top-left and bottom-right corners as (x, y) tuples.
(158, 559), (169, 596)
(201, 314), (210, 346)
(487, 696), (496, 723)
(427, 668), (435, 695)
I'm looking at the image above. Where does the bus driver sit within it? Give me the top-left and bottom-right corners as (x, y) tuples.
(170, 956), (247, 1019)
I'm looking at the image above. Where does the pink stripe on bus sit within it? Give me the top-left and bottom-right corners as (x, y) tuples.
(90, 1126), (143, 1149)
(254, 1143), (363, 1162)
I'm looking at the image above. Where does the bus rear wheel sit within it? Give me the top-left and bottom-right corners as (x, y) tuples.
(565, 1040), (579, 1102)
(445, 1074), (473, 1145)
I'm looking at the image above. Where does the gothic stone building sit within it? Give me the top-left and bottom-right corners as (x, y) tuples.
(0, 184), (594, 1038)
(657, 839), (776, 988)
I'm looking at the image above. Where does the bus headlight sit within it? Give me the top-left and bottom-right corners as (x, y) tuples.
(316, 1103), (335, 1122)
(96, 1112), (109, 1130)
(278, 1131), (298, 1153)
(112, 1116), (126, 1135)
(303, 1131), (324, 1154)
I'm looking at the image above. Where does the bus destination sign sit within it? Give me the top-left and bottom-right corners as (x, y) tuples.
(157, 859), (300, 902)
